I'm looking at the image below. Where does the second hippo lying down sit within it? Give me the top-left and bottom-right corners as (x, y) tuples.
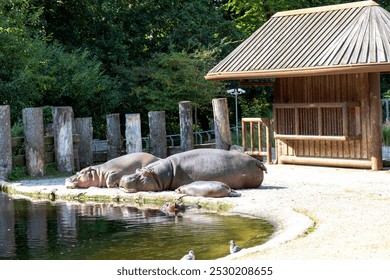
(65, 152), (160, 189)
(119, 148), (267, 193)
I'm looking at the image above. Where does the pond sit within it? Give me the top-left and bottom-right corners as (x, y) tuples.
(0, 192), (273, 260)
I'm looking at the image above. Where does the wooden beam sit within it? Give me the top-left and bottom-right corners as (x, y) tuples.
(368, 73), (383, 170)
(205, 63), (390, 81)
(279, 155), (372, 169)
(239, 81), (275, 87)
(274, 134), (361, 141)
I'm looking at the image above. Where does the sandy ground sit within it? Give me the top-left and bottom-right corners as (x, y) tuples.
(3, 164), (390, 260)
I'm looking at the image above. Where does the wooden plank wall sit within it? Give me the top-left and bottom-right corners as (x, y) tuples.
(274, 73), (370, 160)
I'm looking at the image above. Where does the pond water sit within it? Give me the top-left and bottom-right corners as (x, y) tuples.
(0, 192), (273, 260)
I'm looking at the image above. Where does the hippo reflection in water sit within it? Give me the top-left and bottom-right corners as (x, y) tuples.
(119, 149), (267, 193)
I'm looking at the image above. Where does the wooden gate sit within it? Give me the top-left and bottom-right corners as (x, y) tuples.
(241, 118), (272, 164)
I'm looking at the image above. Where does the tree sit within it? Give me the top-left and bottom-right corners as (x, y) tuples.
(0, 0), (120, 137)
(121, 50), (224, 133)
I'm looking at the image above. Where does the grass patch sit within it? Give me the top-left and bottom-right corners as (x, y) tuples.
(294, 208), (318, 236)
(7, 163), (72, 181)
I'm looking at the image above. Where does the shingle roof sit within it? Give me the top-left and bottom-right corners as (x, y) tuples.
(205, 1), (390, 80)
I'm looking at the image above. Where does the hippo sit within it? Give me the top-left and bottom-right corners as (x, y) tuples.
(119, 148), (267, 193)
(65, 152), (160, 189)
(175, 181), (241, 198)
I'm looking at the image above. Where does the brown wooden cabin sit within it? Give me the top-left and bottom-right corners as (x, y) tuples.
(205, 1), (390, 170)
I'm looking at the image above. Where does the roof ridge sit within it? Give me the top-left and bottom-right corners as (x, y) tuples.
(273, 1), (378, 18)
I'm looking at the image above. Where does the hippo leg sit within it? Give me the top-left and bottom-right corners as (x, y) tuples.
(228, 190), (241, 197)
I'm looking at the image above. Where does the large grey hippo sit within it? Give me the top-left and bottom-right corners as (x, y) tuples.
(65, 152), (160, 189)
(119, 149), (267, 192)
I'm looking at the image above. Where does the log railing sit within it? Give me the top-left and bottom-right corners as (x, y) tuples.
(274, 102), (361, 141)
(241, 118), (272, 163)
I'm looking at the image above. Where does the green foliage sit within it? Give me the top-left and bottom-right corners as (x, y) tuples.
(239, 90), (272, 118)
(7, 163), (68, 181)
(11, 121), (24, 137)
(123, 50), (224, 133)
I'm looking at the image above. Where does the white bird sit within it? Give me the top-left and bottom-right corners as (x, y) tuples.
(181, 250), (195, 260)
(229, 240), (242, 254)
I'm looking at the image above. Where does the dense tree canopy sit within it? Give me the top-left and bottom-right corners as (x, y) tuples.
(1, 0), (390, 138)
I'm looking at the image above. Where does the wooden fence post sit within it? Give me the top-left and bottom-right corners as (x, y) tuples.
(212, 98), (231, 150)
(125, 113), (142, 153)
(106, 113), (122, 160)
(0, 105), (12, 179)
(22, 107), (45, 177)
(148, 111), (167, 158)
(75, 117), (93, 169)
(52, 106), (74, 172)
(179, 101), (194, 152)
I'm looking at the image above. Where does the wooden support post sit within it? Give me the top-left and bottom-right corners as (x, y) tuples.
(75, 117), (93, 169)
(52, 107), (74, 173)
(250, 122), (254, 152)
(318, 107), (323, 136)
(106, 113), (122, 160)
(125, 113), (142, 153)
(265, 118), (272, 164)
(241, 120), (247, 152)
(148, 111), (167, 158)
(0, 105), (12, 179)
(179, 101), (194, 152)
(369, 73), (383, 170)
(258, 121), (263, 153)
(212, 98), (231, 150)
(22, 107), (45, 177)
(294, 107), (299, 135)
(342, 103), (348, 137)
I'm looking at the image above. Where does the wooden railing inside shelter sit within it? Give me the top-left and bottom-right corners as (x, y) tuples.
(273, 102), (361, 141)
(241, 118), (272, 164)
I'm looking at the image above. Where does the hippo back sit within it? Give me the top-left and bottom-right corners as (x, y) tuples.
(167, 149), (266, 189)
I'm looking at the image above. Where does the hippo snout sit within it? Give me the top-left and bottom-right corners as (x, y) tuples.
(65, 176), (77, 189)
(119, 174), (138, 193)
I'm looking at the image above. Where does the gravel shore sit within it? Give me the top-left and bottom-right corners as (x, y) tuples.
(4, 164), (390, 260)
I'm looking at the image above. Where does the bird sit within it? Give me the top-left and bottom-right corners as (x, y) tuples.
(229, 240), (242, 254)
(181, 250), (195, 260)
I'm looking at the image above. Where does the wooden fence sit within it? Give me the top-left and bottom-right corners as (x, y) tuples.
(0, 99), (231, 179)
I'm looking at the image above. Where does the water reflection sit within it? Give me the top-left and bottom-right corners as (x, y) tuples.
(0, 192), (273, 260)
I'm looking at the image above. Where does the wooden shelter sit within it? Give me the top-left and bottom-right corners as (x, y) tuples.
(205, 1), (390, 170)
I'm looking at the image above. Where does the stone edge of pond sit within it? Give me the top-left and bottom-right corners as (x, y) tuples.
(0, 178), (313, 260)
(0, 179), (236, 212)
